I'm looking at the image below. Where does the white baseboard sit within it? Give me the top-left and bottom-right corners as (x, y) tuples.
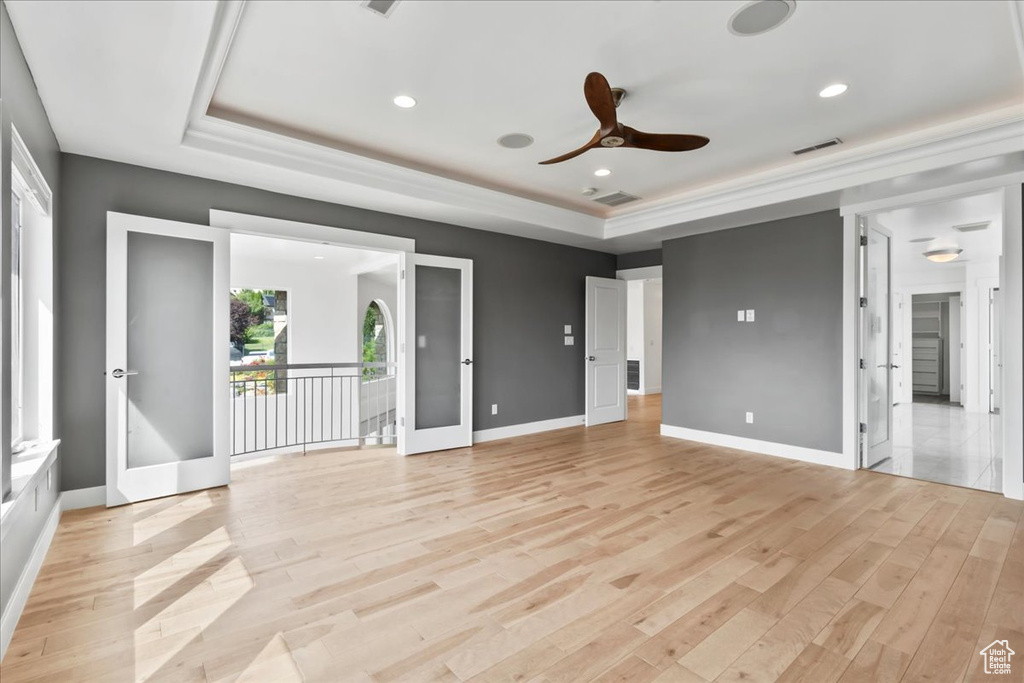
(660, 424), (852, 470)
(642, 386), (662, 395)
(0, 495), (61, 660)
(1004, 478), (1023, 501)
(62, 485), (106, 510)
(474, 415), (585, 444)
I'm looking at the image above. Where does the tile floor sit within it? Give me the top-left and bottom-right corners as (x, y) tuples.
(871, 399), (1002, 492)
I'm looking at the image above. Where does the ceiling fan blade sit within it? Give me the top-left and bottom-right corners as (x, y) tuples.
(538, 130), (602, 165)
(623, 126), (709, 152)
(584, 72), (618, 135)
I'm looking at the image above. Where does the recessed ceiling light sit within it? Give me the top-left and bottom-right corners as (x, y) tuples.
(594, 168), (612, 177)
(497, 133), (534, 149)
(728, 0), (796, 37)
(392, 95), (417, 109)
(923, 247), (963, 263)
(314, 255), (325, 260)
(818, 83), (848, 98)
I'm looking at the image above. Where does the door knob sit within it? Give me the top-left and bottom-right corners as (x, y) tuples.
(587, 356), (596, 361)
(462, 359), (473, 365)
(110, 368), (139, 378)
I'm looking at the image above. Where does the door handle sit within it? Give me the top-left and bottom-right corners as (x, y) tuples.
(110, 368), (139, 378)
(587, 356), (596, 361)
(462, 359), (473, 365)
(890, 364), (900, 369)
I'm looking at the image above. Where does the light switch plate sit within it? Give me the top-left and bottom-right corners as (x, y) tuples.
(745, 309), (755, 322)
(737, 310), (745, 322)
(564, 324), (572, 334)
(491, 404), (498, 415)
(564, 336), (574, 346)
(746, 412), (754, 424)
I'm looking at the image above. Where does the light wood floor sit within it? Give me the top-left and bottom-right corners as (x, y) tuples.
(2, 396), (1021, 682)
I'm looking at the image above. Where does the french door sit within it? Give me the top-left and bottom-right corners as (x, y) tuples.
(862, 222), (894, 469)
(585, 276), (627, 426)
(400, 254), (473, 455)
(106, 213), (230, 506)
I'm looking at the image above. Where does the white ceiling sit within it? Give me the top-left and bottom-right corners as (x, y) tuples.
(6, 0), (1024, 252)
(882, 190), (1003, 276)
(210, 0), (1022, 213)
(231, 233), (397, 273)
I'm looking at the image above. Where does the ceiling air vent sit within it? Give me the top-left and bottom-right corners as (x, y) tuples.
(593, 191), (641, 207)
(952, 221), (990, 233)
(362, 0), (400, 18)
(793, 137), (843, 155)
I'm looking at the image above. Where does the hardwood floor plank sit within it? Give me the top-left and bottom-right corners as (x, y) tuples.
(1, 395), (1019, 683)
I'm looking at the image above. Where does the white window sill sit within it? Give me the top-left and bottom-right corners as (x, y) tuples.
(0, 439), (60, 532)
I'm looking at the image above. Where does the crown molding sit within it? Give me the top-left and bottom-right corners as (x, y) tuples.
(604, 107), (1024, 238)
(180, 1), (1024, 251)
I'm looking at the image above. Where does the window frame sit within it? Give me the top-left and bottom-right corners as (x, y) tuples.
(10, 177), (25, 450)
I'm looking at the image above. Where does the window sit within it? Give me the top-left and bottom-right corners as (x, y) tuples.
(10, 183), (23, 449)
(362, 301), (392, 379)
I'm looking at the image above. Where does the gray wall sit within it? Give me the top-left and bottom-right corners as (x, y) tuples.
(662, 210), (844, 453)
(59, 153), (616, 490)
(1, 0), (62, 629)
(617, 249), (662, 271)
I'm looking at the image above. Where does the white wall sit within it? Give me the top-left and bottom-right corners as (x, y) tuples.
(21, 202), (54, 441)
(357, 265), (398, 358)
(625, 279), (662, 395)
(231, 251), (358, 363)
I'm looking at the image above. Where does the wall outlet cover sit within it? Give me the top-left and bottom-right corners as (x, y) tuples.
(745, 309), (755, 322)
(745, 412), (754, 424)
(491, 404), (498, 415)
(737, 310), (745, 321)
(564, 336), (574, 345)
(564, 324), (572, 334)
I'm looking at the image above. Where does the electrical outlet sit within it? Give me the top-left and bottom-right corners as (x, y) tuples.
(737, 310), (745, 322)
(746, 412), (754, 424)
(564, 336), (574, 346)
(491, 404), (498, 415)
(746, 309), (755, 322)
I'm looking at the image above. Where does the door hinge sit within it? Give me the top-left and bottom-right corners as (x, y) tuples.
(859, 422), (867, 434)
(859, 235), (868, 246)
(400, 269), (405, 280)
(400, 417), (405, 427)
(860, 297), (868, 308)
(859, 358), (866, 370)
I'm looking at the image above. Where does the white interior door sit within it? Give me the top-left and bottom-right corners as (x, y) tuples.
(586, 276), (627, 426)
(400, 254), (473, 455)
(106, 212), (230, 506)
(892, 292), (906, 403)
(863, 223), (894, 468)
(950, 294), (962, 404)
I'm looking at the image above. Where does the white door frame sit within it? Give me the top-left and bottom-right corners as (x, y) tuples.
(106, 212), (230, 506)
(843, 177), (1024, 500)
(208, 211), (415, 455)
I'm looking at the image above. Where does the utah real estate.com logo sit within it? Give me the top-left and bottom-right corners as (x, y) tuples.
(979, 640), (1014, 675)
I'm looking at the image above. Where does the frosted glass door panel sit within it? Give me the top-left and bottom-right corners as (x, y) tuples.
(865, 225), (892, 466)
(126, 232), (214, 468)
(414, 265), (462, 430)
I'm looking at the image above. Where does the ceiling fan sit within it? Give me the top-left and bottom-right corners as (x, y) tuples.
(539, 72), (709, 165)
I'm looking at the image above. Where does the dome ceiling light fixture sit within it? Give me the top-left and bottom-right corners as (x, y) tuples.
(923, 247), (963, 263)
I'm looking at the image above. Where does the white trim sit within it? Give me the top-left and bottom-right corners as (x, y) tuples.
(0, 495), (60, 660)
(209, 210), (414, 253)
(843, 213), (859, 471)
(473, 415), (585, 444)
(841, 170), (1024, 217)
(61, 485), (106, 510)
(176, 4), (1024, 251)
(660, 424), (852, 470)
(615, 266), (663, 281)
(1002, 183), (1023, 500)
(10, 125), (52, 216)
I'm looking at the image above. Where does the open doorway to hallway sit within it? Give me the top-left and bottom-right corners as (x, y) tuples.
(861, 190), (1003, 492)
(228, 233), (399, 460)
(626, 278), (663, 422)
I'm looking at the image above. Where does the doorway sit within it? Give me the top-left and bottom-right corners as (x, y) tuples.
(857, 190), (1004, 493)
